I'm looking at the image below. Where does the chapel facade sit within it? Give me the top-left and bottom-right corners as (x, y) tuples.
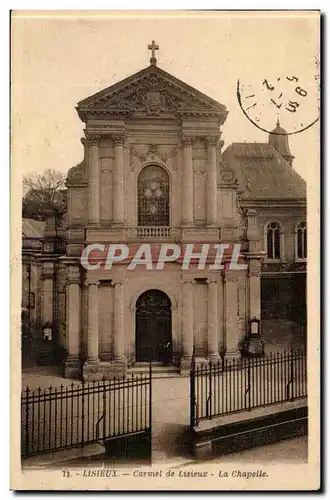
(23, 44), (306, 380)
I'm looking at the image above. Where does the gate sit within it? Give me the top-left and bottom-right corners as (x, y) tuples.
(21, 365), (152, 459)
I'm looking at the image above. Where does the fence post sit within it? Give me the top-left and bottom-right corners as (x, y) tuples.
(149, 362), (152, 429)
(208, 362), (213, 418)
(81, 381), (85, 447)
(291, 349), (295, 401)
(190, 365), (196, 427)
(103, 378), (106, 440)
(247, 357), (251, 411)
(24, 387), (30, 457)
(149, 363), (152, 458)
(286, 349), (294, 401)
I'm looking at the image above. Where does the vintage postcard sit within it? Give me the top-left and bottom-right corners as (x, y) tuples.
(11, 10), (320, 491)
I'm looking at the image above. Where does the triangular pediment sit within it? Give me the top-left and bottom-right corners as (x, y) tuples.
(77, 65), (227, 122)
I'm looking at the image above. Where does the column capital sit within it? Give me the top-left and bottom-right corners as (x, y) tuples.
(181, 136), (195, 147)
(205, 135), (219, 147)
(112, 279), (125, 287)
(41, 261), (54, 280)
(112, 135), (126, 146)
(206, 277), (218, 285)
(84, 277), (99, 287)
(182, 276), (194, 285)
(67, 264), (80, 283)
(42, 270), (55, 281)
(248, 259), (262, 277)
(85, 134), (101, 146)
(223, 270), (239, 283)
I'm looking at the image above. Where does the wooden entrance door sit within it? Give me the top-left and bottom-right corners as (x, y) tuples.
(136, 289), (172, 363)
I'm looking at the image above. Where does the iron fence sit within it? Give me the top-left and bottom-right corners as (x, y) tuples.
(190, 349), (307, 427)
(21, 367), (152, 458)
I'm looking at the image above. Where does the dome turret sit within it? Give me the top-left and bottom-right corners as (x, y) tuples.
(268, 119), (294, 166)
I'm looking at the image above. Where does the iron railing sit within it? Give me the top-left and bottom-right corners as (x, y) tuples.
(190, 349), (307, 427)
(21, 367), (152, 458)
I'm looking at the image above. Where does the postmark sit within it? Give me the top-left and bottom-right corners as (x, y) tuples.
(237, 59), (320, 135)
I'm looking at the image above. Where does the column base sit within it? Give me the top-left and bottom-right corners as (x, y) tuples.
(86, 223), (101, 228)
(83, 361), (128, 381)
(110, 360), (127, 378)
(225, 349), (241, 362)
(64, 357), (81, 379)
(111, 221), (125, 227)
(180, 357), (192, 376)
(244, 336), (264, 357)
(83, 360), (102, 381)
(208, 353), (221, 364)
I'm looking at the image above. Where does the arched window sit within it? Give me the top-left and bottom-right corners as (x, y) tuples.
(266, 222), (281, 259)
(296, 222), (307, 259)
(138, 165), (169, 226)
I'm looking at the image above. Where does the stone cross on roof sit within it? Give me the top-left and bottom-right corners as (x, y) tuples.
(148, 40), (159, 66)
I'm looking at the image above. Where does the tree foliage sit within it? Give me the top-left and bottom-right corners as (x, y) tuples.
(22, 169), (67, 220)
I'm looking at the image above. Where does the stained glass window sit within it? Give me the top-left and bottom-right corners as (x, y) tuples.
(138, 165), (169, 226)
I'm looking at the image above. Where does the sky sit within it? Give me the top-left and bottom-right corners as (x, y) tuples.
(12, 11), (320, 185)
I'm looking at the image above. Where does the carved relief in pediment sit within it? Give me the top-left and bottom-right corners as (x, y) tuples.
(92, 74), (208, 115)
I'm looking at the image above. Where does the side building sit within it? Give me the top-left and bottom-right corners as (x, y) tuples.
(222, 120), (307, 351)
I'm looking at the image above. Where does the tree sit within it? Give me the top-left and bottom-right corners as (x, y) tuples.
(22, 169), (67, 220)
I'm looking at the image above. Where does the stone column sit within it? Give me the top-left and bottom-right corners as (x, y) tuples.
(207, 278), (220, 362)
(249, 259), (262, 319)
(41, 261), (54, 327)
(86, 281), (100, 364)
(64, 265), (81, 378)
(112, 135), (125, 225)
(112, 280), (127, 369)
(182, 137), (194, 225)
(246, 257), (264, 355)
(181, 278), (194, 373)
(206, 136), (218, 225)
(87, 135), (100, 225)
(224, 270), (240, 360)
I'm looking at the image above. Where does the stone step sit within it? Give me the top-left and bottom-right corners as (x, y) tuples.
(128, 364), (180, 378)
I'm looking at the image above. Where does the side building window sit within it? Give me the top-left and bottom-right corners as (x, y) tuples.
(296, 221), (307, 259)
(266, 222), (281, 259)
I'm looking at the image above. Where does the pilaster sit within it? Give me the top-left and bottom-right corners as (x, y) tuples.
(112, 135), (125, 225)
(224, 270), (241, 360)
(207, 278), (220, 362)
(180, 277), (194, 374)
(181, 136), (194, 226)
(41, 261), (54, 329)
(112, 278), (127, 374)
(206, 136), (218, 226)
(87, 135), (101, 225)
(64, 265), (81, 378)
(245, 254), (264, 356)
